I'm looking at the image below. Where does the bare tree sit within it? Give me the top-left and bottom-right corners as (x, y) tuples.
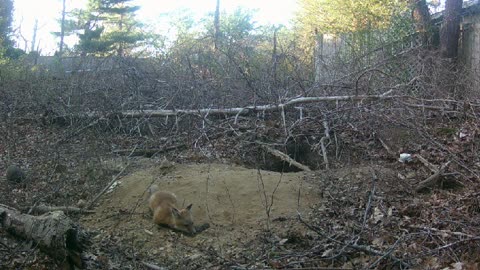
(31, 19), (39, 53)
(59, 0), (67, 55)
(214, 0), (220, 50)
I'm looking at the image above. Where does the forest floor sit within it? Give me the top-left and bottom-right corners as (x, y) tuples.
(1, 116), (480, 269)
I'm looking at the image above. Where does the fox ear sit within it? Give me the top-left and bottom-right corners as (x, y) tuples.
(171, 207), (181, 217)
(186, 204), (193, 211)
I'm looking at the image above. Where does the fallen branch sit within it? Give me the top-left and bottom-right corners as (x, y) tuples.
(259, 143), (311, 171)
(0, 205), (89, 269)
(416, 161), (451, 192)
(142, 261), (167, 270)
(113, 144), (186, 157)
(377, 136), (396, 157)
(414, 154), (439, 173)
(410, 225), (477, 238)
(419, 237), (480, 257)
(86, 163), (130, 209)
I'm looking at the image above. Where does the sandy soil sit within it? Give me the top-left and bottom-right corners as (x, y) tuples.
(81, 159), (321, 266)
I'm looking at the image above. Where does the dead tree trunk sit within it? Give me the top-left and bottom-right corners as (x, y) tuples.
(214, 0), (221, 50)
(410, 0), (432, 45)
(0, 205), (89, 269)
(59, 0), (67, 55)
(314, 29), (323, 85)
(440, 0), (463, 58)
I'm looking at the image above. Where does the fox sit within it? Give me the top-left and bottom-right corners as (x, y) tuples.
(148, 185), (196, 234)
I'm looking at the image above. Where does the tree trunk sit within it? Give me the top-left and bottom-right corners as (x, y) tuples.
(440, 0), (463, 58)
(271, 26), (278, 87)
(410, 0), (432, 44)
(31, 19), (38, 53)
(118, 12), (124, 57)
(314, 29), (323, 85)
(214, 0), (220, 50)
(59, 0), (67, 55)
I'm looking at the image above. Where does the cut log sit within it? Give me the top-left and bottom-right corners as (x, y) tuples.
(0, 205), (89, 269)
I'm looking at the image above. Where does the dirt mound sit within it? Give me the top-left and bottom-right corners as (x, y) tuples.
(81, 160), (321, 266)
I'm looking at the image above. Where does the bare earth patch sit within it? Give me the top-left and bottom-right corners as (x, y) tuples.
(81, 160), (321, 268)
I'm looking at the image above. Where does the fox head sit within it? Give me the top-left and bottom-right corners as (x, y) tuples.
(171, 204), (195, 234)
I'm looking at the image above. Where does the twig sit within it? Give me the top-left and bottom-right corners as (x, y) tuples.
(320, 119), (330, 169)
(410, 225), (477, 239)
(417, 237), (480, 257)
(362, 171), (377, 228)
(433, 237), (480, 252)
(204, 163), (215, 225)
(256, 169), (271, 230)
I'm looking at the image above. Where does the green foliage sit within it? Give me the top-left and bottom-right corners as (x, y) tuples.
(0, 0), (22, 59)
(0, 0), (13, 46)
(296, 0), (407, 35)
(67, 0), (145, 56)
(293, 0), (413, 72)
(218, 8), (256, 45)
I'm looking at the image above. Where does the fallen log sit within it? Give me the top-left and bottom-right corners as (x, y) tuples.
(24, 204), (95, 215)
(0, 204), (89, 269)
(59, 91), (398, 119)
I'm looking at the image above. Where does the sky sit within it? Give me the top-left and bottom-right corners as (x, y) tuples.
(12, 0), (298, 55)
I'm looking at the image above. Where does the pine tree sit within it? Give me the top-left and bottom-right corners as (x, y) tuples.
(98, 0), (144, 56)
(68, 0), (144, 56)
(0, 0), (18, 58)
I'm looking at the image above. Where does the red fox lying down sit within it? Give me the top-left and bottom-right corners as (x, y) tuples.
(148, 185), (196, 234)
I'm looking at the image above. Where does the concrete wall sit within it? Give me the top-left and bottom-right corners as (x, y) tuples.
(461, 11), (480, 93)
